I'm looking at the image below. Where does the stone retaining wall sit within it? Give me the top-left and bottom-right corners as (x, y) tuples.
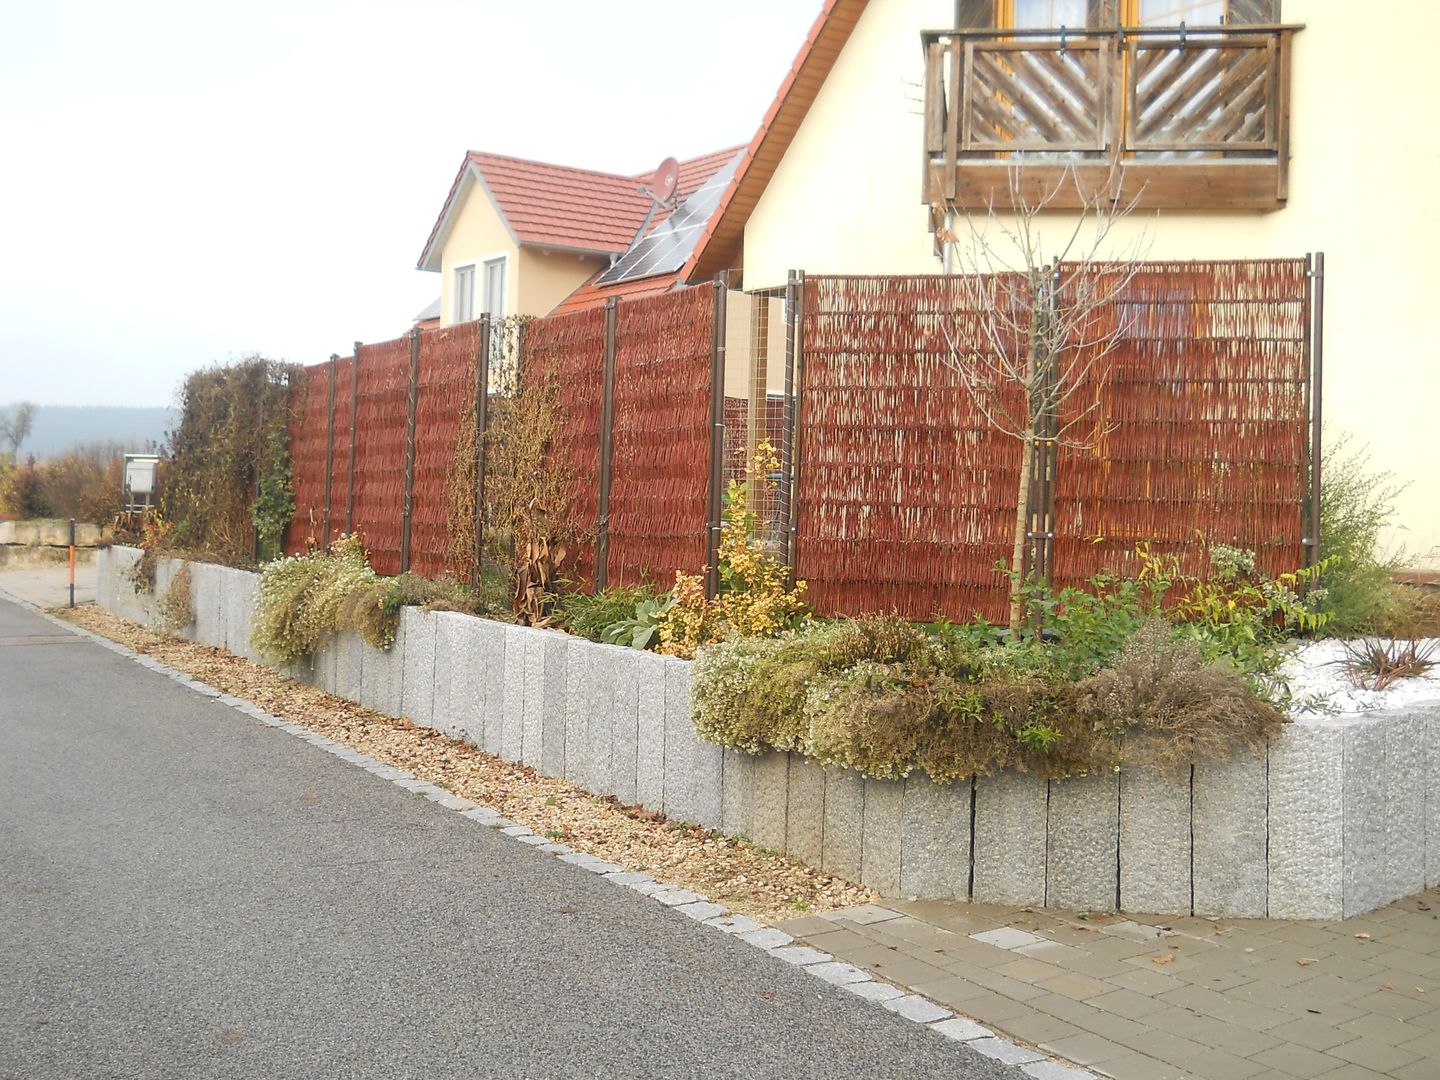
(96, 547), (1440, 921)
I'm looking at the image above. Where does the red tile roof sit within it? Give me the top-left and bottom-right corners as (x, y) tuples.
(548, 267), (683, 316)
(417, 147), (742, 269)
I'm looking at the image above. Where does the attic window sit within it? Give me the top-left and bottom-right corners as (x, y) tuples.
(455, 264), (475, 323)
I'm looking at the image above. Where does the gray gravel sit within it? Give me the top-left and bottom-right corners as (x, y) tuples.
(0, 598), (1025, 1079)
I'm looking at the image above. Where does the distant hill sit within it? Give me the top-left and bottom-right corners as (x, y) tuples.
(5, 405), (177, 459)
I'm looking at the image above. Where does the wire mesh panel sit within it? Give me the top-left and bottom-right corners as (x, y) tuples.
(410, 322), (479, 578)
(525, 306), (606, 588)
(351, 336), (410, 575)
(1052, 258), (1310, 586)
(798, 275), (1024, 622)
(608, 285), (715, 588)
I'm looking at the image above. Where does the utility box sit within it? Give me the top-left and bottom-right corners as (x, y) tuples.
(123, 454), (160, 511)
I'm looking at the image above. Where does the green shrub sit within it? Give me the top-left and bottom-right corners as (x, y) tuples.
(693, 614), (1284, 783)
(1315, 437), (1411, 635)
(557, 585), (661, 642)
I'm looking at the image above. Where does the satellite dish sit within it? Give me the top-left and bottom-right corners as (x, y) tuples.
(652, 157), (680, 203)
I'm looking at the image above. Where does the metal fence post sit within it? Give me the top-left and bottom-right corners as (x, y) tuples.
(705, 280), (729, 600)
(472, 314), (492, 587)
(400, 327), (420, 574)
(595, 299), (619, 591)
(784, 271), (807, 588)
(322, 353), (337, 544)
(347, 340), (361, 535)
(1306, 251), (1326, 569)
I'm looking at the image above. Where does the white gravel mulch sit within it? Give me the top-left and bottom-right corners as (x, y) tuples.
(1281, 637), (1440, 720)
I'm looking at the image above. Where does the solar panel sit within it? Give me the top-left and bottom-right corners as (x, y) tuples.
(595, 151), (743, 286)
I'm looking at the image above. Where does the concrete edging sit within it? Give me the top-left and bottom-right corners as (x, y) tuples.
(96, 548), (1440, 920)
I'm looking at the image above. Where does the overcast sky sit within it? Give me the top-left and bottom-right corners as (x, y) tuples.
(0, 0), (820, 408)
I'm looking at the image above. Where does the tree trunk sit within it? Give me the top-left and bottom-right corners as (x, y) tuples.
(1008, 434), (1034, 636)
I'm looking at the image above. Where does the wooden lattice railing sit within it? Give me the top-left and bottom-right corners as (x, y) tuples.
(922, 24), (1298, 211)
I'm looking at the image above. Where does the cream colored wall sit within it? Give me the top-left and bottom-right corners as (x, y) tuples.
(518, 248), (606, 318)
(438, 177), (519, 326)
(743, 0), (1440, 566)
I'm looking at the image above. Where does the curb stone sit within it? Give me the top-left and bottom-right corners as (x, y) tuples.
(0, 584), (1096, 1079)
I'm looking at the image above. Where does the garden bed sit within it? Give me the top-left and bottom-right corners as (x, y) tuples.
(97, 546), (1440, 920)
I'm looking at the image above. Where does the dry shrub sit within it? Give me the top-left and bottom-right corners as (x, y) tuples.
(1075, 619), (1284, 768)
(1341, 635), (1437, 692)
(695, 615), (1284, 783)
(156, 563), (193, 636)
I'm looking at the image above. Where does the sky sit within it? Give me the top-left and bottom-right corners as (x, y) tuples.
(0, 0), (821, 408)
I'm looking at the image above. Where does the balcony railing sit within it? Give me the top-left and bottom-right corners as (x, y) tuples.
(921, 24), (1300, 212)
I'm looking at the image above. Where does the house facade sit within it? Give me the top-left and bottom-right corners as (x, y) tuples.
(687, 0), (1440, 566)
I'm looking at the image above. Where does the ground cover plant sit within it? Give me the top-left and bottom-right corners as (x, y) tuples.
(251, 534), (506, 666)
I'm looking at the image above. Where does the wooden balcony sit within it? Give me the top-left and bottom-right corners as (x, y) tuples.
(921, 24), (1300, 213)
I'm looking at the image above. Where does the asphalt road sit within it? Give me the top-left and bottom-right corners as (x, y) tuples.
(0, 597), (1025, 1080)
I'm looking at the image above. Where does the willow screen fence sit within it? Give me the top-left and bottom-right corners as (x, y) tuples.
(282, 257), (1320, 623)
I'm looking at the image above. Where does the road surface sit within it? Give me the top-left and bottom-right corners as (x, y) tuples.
(0, 596), (1025, 1079)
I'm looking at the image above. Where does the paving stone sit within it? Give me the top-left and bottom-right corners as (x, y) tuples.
(663, 659), (699, 823)
(1020, 1060), (1095, 1080)
(609, 647), (640, 804)
(224, 570), (258, 662)
(499, 825), (533, 836)
(738, 928), (794, 950)
(628, 880), (670, 896)
(500, 626), (527, 763)
(1344, 719), (1389, 917)
(771, 946), (832, 966)
(845, 980), (905, 1002)
(688, 704), (723, 832)
(587, 644), (617, 796)
(807, 961), (871, 987)
(634, 650), (667, 813)
(1047, 771), (1119, 912)
(334, 629), (365, 705)
(399, 607), (435, 727)
(652, 889), (703, 907)
(564, 638), (591, 789)
(540, 632), (570, 781)
(677, 902), (729, 922)
(786, 756), (826, 867)
(538, 843), (573, 854)
(1429, 706), (1440, 889)
(973, 769), (1048, 906)
(520, 628), (550, 769)
(860, 776), (904, 897)
(359, 637), (400, 718)
(1382, 708), (1428, 903)
(970, 1038), (1045, 1066)
(822, 768), (865, 881)
(900, 772), (972, 900)
(972, 927), (1045, 950)
(705, 915), (761, 935)
(430, 613), (461, 739)
(933, 1015), (995, 1042)
(721, 749), (755, 838)
(750, 750), (790, 852)
(604, 872), (655, 887)
(1268, 723), (1345, 919)
(1193, 749), (1269, 917)
(1118, 764), (1191, 915)
(882, 995), (953, 1024)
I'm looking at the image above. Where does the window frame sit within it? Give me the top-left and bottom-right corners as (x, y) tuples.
(453, 262), (476, 323)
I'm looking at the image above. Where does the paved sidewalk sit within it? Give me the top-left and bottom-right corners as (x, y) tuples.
(779, 894), (1440, 1080)
(0, 559), (95, 608)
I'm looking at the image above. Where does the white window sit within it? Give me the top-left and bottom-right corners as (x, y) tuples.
(454, 264), (475, 323)
(482, 256), (506, 317)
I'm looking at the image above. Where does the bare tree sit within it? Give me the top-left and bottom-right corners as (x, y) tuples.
(940, 164), (1150, 634)
(0, 401), (36, 460)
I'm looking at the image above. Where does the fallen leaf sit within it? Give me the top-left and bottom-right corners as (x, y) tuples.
(1355, 933), (1371, 940)
(1297, 958), (1317, 966)
(760, 991), (777, 1003)
(556, 905), (578, 915)
(1380, 982), (1395, 991)
(1417, 987), (1427, 995)
(1151, 955), (1175, 966)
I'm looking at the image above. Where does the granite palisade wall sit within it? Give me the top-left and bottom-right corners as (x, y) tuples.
(97, 547), (1440, 920)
